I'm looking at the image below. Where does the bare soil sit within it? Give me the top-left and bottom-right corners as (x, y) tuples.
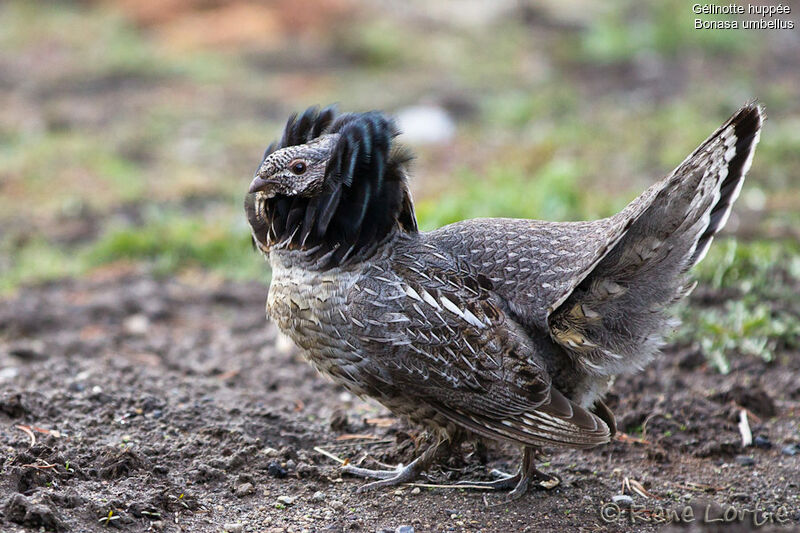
(1, 271), (799, 532)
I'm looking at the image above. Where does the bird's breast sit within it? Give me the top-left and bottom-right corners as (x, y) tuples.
(266, 251), (369, 392)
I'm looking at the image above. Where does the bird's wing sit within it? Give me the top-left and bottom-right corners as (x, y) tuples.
(349, 255), (610, 449)
(428, 216), (634, 330)
(546, 103), (763, 374)
(428, 104), (762, 375)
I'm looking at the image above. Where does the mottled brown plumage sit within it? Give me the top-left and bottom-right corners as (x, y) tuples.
(245, 104), (763, 498)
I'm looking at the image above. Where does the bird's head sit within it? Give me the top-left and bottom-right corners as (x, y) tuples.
(245, 106), (417, 268)
(247, 134), (337, 199)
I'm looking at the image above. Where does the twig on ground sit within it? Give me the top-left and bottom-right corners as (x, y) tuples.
(365, 417), (397, 427)
(404, 482), (492, 490)
(623, 476), (658, 499)
(616, 432), (651, 445)
(335, 434), (381, 441)
(313, 446), (346, 464)
(640, 412), (659, 442)
(15, 425), (35, 447)
(21, 460), (57, 470)
(676, 481), (729, 493)
(738, 409), (753, 447)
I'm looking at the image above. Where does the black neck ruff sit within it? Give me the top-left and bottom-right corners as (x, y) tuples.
(245, 106), (418, 269)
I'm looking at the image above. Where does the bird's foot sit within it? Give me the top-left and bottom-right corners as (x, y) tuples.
(455, 468), (521, 491)
(340, 437), (449, 493)
(456, 448), (560, 499)
(506, 469), (560, 500)
(456, 469), (560, 499)
(341, 460), (424, 492)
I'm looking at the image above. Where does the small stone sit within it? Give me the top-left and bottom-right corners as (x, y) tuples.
(753, 435), (772, 449)
(781, 444), (799, 456)
(276, 495), (296, 506)
(396, 526), (415, 533)
(296, 462), (318, 478)
(285, 459), (296, 471)
(410, 487), (421, 495)
(223, 523), (244, 533)
(0, 367), (19, 380)
(262, 447), (280, 457)
(311, 491), (325, 502)
(735, 455), (755, 466)
(124, 314), (150, 335)
(235, 483), (254, 497)
(338, 391), (353, 403)
(612, 494), (633, 507)
(267, 461), (288, 479)
(330, 409), (349, 431)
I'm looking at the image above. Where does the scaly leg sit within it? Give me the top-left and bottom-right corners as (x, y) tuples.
(456, 447), (560, 499)
(341, 437), (449, 492)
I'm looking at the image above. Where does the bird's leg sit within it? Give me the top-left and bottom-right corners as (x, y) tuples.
(341, 437), (449, 492)
(456, 447), (560, 499)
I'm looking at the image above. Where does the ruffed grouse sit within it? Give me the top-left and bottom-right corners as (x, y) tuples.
(245, 104), (762, 498)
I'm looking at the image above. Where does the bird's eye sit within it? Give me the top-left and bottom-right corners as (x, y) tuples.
(289, 160), (307, 175)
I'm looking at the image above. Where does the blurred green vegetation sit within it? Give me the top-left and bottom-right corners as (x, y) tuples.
(1, 0), (799, 370)
(678, 240), (800, 373)
(580, 0), (757, 63)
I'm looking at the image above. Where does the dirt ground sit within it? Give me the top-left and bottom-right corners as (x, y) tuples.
(1, 270), (799, 533)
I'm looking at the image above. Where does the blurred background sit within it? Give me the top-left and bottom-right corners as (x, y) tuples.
(1, 0), (799, 371)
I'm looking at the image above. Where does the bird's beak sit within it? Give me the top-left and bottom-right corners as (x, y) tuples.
(248, 175), (277, 195)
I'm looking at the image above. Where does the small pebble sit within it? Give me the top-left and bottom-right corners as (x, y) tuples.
(235, 482), (254, 497)
(276, 495), (296, 506)
(223, 523), (243, 533)
(612, 494), (633, 507)
(410, 487), (421, 495)
(754, 435), (772, 449)
(396, 526), (415, 533)
(262, 447), (280, 457)
(296, 462), (317, 477)
(735, 455), (755, 466)
(781, 444), (799, 456)
(311, 491), (325, 502)
(268, 461), (288, 479)
(124, 314), (150, 335)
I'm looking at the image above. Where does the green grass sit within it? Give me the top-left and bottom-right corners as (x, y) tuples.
(677, 239), (800, 373)
(1, 209), (266, 294)
(580, 0), (758, 63)
(415, 157), (620, 231)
